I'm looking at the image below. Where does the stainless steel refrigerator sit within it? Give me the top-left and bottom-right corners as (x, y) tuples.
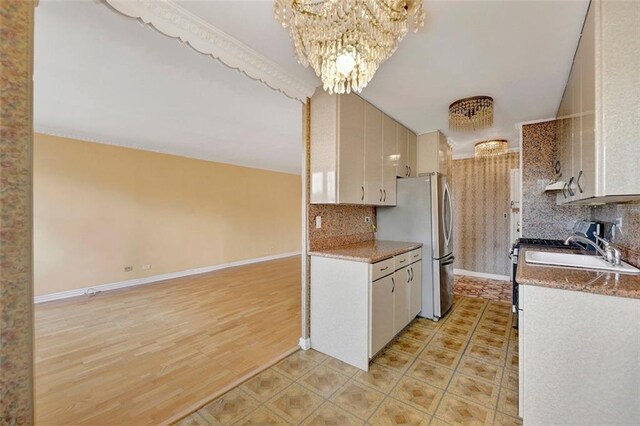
(377, 174), (454, 320)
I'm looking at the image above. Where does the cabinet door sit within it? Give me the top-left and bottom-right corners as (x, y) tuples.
(438, 133), (452, 177)
(557, 89), (573, 204)
(417, 132), (436, 175)
(370, 274), (395, 357)
(579, 2), (596, 200)
(338, 94), (365, 204)
(382, 115), (398, 206)
(364, 103), (384, 204)
(394, 266), (411, 334)
(407, 131), (417, 177)
(396, 125), (408, 178)
(570, 42), (582, 202)
(409, 261), (422, 319)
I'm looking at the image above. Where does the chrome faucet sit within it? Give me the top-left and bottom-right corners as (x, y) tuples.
(564, 232), (622, 265)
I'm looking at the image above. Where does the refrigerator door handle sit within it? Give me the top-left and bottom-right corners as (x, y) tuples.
(443, 182), (453, 250)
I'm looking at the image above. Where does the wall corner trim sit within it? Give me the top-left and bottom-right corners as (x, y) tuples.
(34, 251), (301, 303)
(102, 0), (316, 102)
(454, 269), (510, 282)
(298, 337), (311, 350)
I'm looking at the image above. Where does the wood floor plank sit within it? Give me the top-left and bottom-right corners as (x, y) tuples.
(35, 256), (301, 425)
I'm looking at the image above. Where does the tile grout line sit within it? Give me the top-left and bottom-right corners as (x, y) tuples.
(429, 298), (489, 422)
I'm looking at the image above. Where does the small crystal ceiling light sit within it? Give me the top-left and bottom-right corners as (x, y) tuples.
(475, 139), (508, 158)
(274, 0), (425, 95)
(449, 96), (494, 132)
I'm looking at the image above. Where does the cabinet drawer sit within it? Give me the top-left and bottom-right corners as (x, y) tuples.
(408, 248), (422, 263)
(394, 252), (412, 270)
(371, 258), (394, 281)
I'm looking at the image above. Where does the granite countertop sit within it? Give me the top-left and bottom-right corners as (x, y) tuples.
(516, 246), (640, 299)
(308, 240), (422, 263)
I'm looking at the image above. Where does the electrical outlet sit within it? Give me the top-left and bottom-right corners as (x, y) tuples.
(124, 266), (133, 272)
(364, 216), (371, 223)
(315, 215), (322, 229)
(142, 264), (151, 271)
(614, 217), (623, 231)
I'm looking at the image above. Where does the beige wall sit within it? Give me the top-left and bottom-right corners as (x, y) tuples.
(452, 153), (520, 276)
(34, 133), (301, 296)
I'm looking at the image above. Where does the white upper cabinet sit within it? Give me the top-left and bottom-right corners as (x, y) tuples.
(395, 125), (418, 178)
(407, 131), (418, 177)
(382, 115), (398, 206)
(310, 90), (416, 205)
(310, 90), (364, 204)
(556, 0), (640, 204)
(364, 103), (384, 204)
(417, 130), (452, 176)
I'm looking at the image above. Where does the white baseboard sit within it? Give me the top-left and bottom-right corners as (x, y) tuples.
(454, 269), (510, 282)
(298, 337), (311, 350)
(34, 251), (301, 304)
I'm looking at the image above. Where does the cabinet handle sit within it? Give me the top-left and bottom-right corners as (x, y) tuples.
(554, 160), (561, 175)
(567, 177), (575, 197)
(361, 186), (364, 201)
(383, 189), (386, 202)
(408, 166), (411, 176)
(399, 259), (406, 264)
(379, 189), (383, 202)
(410, 267), (413, 282)
(405, 165), (409, 177)
(391, 277), (395, 293)
(562, 182), (568, 199)
(380, 266), (389, 271)
(577, 170), (583, 193)
(413, 254), (419, 258)
(407, 268), (411, 282)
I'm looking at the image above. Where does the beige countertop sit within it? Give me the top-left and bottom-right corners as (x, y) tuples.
(516, 246), (640, 299)
(308, 240), (422, 263)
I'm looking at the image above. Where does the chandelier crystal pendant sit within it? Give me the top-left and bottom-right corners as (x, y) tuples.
(274, 0), (425, 94)
(474, 139), (508, 158)
(449, 96), (494, 131)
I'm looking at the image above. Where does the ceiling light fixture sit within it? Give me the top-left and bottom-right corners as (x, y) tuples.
(449, 96), (494, 131)
(274, 0), (425, 95)
(475, 139), (508, 158)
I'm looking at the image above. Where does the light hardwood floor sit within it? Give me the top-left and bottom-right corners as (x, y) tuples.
(35, 256), (301, 425)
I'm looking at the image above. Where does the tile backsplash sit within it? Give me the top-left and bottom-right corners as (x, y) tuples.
(591, 203), (640, 267)
(521, 120), (640, 267)
(521, 121), (591, 239)
(308, 204), (376, 251)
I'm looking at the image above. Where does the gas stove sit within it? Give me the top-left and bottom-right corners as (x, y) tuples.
(515, 238), (580, 249)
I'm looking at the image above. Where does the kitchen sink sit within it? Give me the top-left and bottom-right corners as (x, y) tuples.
(525, 250), (640, 274)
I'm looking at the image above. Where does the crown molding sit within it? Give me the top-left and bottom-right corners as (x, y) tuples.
(102, 0), (316, 103)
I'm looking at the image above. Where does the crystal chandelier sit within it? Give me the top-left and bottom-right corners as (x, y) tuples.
(475, 139), (508, 158)
(274, 0), (425, 94)
(449, 96), (494, 131)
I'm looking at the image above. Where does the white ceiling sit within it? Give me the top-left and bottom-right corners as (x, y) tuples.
(178, 0), (589, 157)
(34, 0), (303, 174)
(35, 0), (589, 172)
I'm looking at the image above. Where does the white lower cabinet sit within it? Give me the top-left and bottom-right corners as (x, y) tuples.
(393, 266), (410, 336)
(519, 284), (640, 424)
(311, 248), (423, 370)
(409, 261), (422, 318)
(370, 274), (394, 357)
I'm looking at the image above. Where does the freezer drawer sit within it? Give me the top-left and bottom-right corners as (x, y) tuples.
(433, 253), (454, 318)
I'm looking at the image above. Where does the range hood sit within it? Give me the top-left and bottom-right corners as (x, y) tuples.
(544, 181), (565, 192)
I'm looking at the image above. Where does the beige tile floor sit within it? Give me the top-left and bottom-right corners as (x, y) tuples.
(177, 295), (521, 425)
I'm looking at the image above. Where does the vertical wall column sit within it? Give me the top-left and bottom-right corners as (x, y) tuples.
(0, 1), (35, 424)
(300, 99), (311, 346)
